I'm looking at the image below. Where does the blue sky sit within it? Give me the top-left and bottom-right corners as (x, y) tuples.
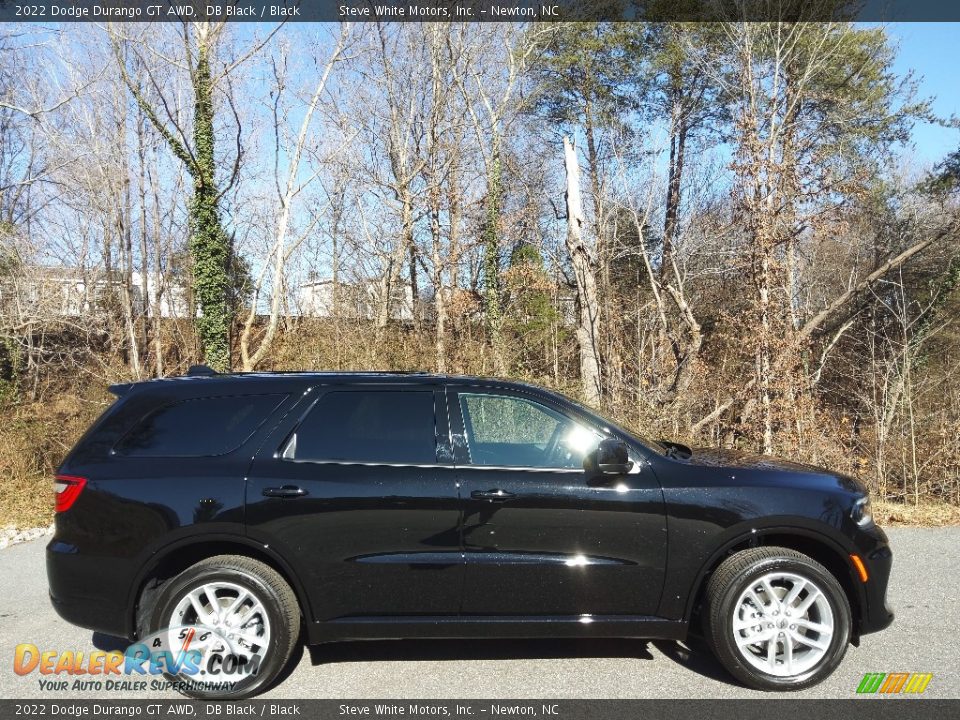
(210, 22), (960, 169)
(887, 23), (959, 166)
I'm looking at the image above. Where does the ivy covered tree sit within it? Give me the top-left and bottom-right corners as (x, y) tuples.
(503, 244), (561, 373)
(111, 23), (253, 372)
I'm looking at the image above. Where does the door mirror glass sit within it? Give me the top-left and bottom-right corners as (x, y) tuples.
(585, 438), (633, 476)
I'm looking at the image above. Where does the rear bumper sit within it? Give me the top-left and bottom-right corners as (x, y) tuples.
(46, 539), (131, 639)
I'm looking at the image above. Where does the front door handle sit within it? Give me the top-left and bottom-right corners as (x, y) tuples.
(471, 489), (516, 502)
(262, 485), (308, 498)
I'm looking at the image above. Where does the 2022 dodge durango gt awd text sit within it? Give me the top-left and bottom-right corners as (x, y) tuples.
(47, 369), (894, 698)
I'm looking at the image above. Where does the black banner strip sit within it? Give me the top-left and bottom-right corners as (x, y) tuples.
(3, 0), (960, 24)
(1, 700), (958, 720)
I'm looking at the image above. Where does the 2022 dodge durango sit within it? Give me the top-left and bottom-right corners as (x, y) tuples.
(47, 369), (893, 698)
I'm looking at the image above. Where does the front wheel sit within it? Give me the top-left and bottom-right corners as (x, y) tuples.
(704, 547), (851, 690)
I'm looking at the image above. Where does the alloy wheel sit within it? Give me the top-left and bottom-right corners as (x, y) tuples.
(731, 571), (835, 678)
(167, 581), (272, 664)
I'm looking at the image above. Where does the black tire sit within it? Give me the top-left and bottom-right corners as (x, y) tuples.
(704, 547), (851, 691)
(138, 555), (301, 699)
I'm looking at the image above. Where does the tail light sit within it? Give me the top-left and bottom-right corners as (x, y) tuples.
(54, 475), (87, 512)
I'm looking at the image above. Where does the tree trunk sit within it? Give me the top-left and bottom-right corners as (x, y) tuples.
(483, 137), (506, 374)
(151, 192), (164, 377)
(115, 102), (141, 380)
(377, 192), (414, 329)
(136, 115), (151, 371)
(430, 187), (447, 373)
(757, 247), (774, 455)
(408, 240), (420, 329)
(189, 36), (231, 372)
(563, 136), (602, 407)
(583, 100), (603, 243)
(662, 88), (687, 280)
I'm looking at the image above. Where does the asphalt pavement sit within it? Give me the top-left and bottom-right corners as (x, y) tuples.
(1, 527), (956, 699)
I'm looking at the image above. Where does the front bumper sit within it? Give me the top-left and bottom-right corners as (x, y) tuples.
(854, 524), (895, 635)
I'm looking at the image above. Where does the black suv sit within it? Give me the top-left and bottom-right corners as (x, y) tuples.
(48, 370), (893, 697)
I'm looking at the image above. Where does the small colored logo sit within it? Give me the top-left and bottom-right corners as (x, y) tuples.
(856, 672), (933, 695)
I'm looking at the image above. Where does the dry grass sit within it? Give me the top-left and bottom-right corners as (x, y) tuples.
(874, 499), (960, 527)
(0, 385), (111, 529)
(1, 473), (52, 529)
(0, 411), (54, 528)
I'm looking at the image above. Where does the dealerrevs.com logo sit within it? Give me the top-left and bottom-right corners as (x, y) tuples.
(14, 626), (261, 694)
(856, 673), (934, 695)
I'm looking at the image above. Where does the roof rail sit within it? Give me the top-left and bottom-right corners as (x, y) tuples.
(186, 364), (218, 377)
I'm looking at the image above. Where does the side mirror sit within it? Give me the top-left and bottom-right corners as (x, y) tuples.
(585, 438), (633, 476)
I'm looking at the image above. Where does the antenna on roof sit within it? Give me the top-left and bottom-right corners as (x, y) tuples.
(186, 364), (218, 376)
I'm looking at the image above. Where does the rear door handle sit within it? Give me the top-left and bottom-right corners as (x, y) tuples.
(262, 485), (308, 498)
(471, 489), (516, 501)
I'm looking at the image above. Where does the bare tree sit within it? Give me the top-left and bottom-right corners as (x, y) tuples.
(563, 136), (602, 406)
(239, 26), (352, 371)
(450, 24), (549, 374)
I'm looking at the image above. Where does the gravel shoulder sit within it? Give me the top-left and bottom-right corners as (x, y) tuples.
(0, 524), (53, 550)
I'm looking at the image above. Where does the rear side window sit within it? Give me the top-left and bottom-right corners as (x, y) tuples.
(115, 394), (285, 457)
(285, 390), (437, 464)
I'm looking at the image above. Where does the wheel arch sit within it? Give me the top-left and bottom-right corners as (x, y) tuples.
(684, 527), (866, 639)
(127, 533), (311, 640)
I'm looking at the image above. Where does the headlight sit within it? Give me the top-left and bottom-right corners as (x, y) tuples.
(852, 496), (873, 526)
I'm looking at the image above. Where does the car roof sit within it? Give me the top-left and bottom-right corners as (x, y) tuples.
(110, 370), (558, 397)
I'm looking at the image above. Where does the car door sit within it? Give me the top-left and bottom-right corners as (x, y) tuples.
(245, 383), (462, 623)
(450, 385), (667, 617)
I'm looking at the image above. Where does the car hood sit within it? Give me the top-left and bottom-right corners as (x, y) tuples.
(683, 447), (866, 493)
(685, 446), (832, 474)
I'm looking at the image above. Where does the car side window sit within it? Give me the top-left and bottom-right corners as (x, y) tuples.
(284, 390), (438, 465)
(114, 394), (286, 457)
(458, 393), (602, 469)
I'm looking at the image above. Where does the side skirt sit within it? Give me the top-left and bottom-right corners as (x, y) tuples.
(307, 615), (688, 644)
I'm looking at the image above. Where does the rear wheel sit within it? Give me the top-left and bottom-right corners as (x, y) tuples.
(704, 547), (851, 690)
(138, 555), (300, 699)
